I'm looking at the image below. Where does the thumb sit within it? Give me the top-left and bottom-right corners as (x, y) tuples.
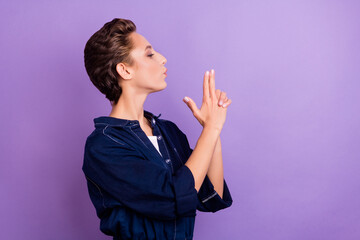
(183, 96), (199, 115)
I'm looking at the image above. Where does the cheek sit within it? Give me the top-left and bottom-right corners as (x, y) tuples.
(150, 63), (160, 73)
(139, 61), (155, 72)
(147, 64), (161, 79)
(135, 60), (161, 80)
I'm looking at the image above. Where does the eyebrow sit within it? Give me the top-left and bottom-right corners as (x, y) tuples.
(145, 45), (152, 51)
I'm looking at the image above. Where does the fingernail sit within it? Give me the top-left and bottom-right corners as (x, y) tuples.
(219, 100), (223, 106)
(222, 103), (228, 107)
(211, 69), (214, 74)
(184, 96), (189, 102)
(205, 71), (209, 75)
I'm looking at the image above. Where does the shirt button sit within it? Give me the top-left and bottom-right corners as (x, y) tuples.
(157, 135), (162, 140)
(165, 159), (171, 164)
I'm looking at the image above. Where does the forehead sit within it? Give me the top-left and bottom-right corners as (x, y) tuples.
(130, 32), (151, 51)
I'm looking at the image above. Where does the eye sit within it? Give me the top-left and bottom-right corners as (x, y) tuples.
(147, 53), (154, 58)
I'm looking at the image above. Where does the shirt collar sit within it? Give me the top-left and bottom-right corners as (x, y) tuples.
(94, 109), (162, 127)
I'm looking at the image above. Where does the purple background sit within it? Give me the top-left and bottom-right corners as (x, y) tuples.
(1, 0), (359, 239)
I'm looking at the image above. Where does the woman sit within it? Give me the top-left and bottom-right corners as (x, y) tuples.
(82, 18), (233, 240)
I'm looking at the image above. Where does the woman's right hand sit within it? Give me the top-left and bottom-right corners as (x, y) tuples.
(183, 69), (232, 131)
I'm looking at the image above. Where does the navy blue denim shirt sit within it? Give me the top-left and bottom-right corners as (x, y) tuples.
(82, 110), (233, 240)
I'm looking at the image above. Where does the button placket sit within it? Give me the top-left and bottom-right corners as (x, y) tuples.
(158, 134), (174, 173)
(165, 158), (174, 173)
(152, 121), (174, 174)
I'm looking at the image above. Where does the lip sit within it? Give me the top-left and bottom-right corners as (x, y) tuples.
(163, 68), (167, 74)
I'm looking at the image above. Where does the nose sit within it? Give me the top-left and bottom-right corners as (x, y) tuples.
(159, 52), (167, 65)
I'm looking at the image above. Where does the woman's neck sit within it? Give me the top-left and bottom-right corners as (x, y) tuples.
(109, 90), (149, 126)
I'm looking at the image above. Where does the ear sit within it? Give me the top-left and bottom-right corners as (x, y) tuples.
(116, 62), (133, 80)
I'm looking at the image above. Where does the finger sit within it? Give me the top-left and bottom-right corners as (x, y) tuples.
(215, 89), (221, 100)
(222, 99), (232, 108)
(202, 71), (210, 102)
(183, 96), (199, 115)
(218, 91), (227, 106)
(209, 69), (216, 100)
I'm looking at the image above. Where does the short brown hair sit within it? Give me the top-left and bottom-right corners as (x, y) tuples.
(84, 18), (137, 105)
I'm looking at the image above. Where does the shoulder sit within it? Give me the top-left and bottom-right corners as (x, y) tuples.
(157, 118), (178, 129)
(157, 118), (193, 158)
(157, 118), (185, 137)
(156, 118), (192, 150)
(84, 126), (134, 155)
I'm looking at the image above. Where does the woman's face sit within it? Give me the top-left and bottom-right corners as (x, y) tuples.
(126, 32), (168, 93)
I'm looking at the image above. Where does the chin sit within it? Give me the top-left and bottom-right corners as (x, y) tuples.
(151, 81), (167, 93)
(160, 80), (167, 89)
(160, 81), (167, 91)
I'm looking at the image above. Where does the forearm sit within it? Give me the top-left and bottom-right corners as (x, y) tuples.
(185, 126), (221, 192)
(207, 136), (224, 198)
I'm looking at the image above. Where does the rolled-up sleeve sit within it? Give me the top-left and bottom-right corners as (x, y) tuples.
(185, 148), (233, 212)
(196, 172), (233, 212)
(82, 134), (198, 221)
(170, 120), (233, 213)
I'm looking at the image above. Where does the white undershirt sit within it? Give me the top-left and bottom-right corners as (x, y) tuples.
(148, 136), (162, 156)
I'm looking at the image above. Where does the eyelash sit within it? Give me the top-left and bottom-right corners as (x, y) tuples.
(148, 53), (154, 57)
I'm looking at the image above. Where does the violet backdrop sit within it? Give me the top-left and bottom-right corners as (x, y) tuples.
(1, 0), (359, 239)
